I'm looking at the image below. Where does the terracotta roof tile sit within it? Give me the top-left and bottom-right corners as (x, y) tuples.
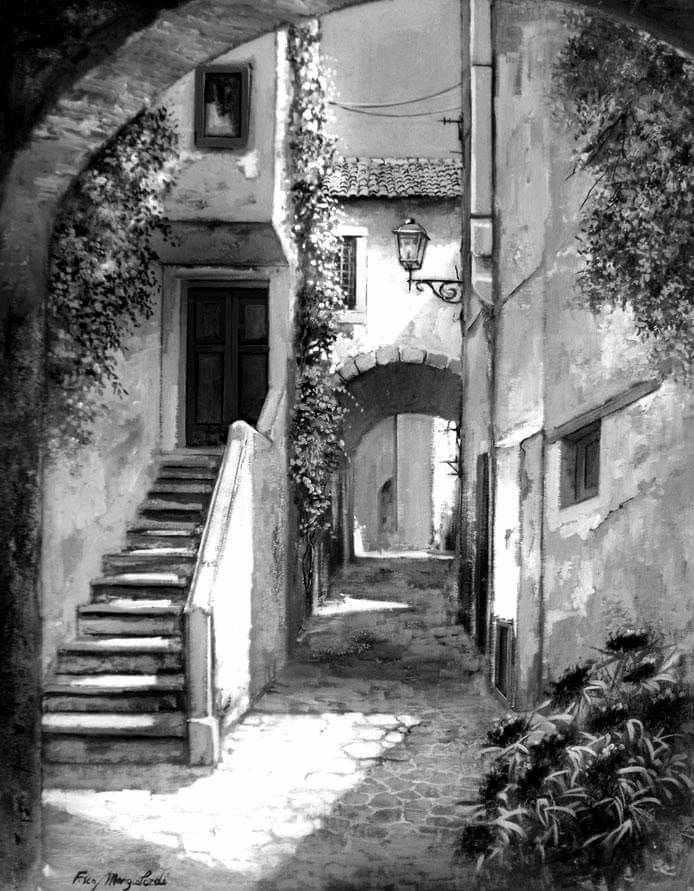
(327, 157), (462, 199)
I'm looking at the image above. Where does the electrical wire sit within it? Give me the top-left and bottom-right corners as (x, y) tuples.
(329, 103), (462, 119)
(331, 81), (462, 110)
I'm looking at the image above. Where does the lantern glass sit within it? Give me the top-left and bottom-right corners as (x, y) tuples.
(393, 218), (429, 272)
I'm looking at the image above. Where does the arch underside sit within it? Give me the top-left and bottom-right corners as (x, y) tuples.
(342, 362), (462, 453)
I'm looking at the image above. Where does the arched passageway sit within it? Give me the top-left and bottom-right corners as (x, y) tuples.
(328, 352), (462, 566)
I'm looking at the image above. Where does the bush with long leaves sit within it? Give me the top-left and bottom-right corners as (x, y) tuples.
(461, 628), (691, 888)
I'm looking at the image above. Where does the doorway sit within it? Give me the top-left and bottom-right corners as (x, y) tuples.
(186, 284), (269, 446)
(474, 452), (490, 651)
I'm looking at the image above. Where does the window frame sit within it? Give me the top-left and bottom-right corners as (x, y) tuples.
(194, 64), (251, 150)
(336, 226), (367, 322)
(560, 420), (601, 507)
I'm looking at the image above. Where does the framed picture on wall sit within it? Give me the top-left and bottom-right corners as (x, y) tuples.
(194, 64), (250, 148)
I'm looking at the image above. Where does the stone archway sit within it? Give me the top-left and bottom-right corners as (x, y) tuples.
(334, 347), (462, 454)
(329, 348), (462, 563)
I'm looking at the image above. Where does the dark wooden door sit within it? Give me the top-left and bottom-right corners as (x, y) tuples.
(474, 452), (490, 651)
(186, 285), (269, 446)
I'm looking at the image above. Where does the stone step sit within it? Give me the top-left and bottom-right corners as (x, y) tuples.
(77, 601), (183, 637)
(157, 466), (218, 481)
(102, 548), (197, 576)
(159, 450), (223, 468)
(42, 711), (186, 737)
(149, 480), (215, 496)
(91, 573), (188, 602)
(44, 674), (184, 710)
(127, 518), (201, 533)
(126, 529), (199, 550)
(43, 735), (188, 765)
(138, 499), (205, 522)
(44, 692), (181, 713)
(57, 637), (182, 674)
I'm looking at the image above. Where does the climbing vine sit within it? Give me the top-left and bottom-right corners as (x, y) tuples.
(555, 15), (694, 377)
(47, 106), (179, 447)
(286, 21), (346, 595)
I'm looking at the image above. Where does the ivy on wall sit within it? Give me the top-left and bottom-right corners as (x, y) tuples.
(47, 106), (178, 447)
(286, 21), (345, 595)
(555, 15), (694, 377)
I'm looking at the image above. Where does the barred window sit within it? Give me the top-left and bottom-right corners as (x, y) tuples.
(338, 236), (358, 309)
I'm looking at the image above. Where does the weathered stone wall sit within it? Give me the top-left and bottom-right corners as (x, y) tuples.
(41, 298), (163, 673)
(353, 414), (436, 552)
(492, 0), (694, 699)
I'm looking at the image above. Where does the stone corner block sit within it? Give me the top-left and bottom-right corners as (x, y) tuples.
(424, 352), (449, 370)
(446, 357), (463, 376)
(354, 351), (377, 373)
(375, 344), (399, 366)
(470, 218), (493, 258)
(398, 345), (426, 365)
(338, 358), (359, 382)
(188, 716), (220, 767)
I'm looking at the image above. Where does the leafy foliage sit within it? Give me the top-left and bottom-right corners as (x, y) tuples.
(286, 22), (346, 591)
(555, 15), (694, 377)
(47, 107), (178, 447)
(461, 628), (691, 888)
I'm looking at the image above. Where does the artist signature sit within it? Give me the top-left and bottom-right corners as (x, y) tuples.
(72, 870), (169, 890)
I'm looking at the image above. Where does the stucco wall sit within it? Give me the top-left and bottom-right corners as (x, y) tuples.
(333, 198), (462, 365)
(161, 34), (277, 223)
(41, 293), (162, 672)
(492, 0), (694, 695)
(353, 414), (437, 552)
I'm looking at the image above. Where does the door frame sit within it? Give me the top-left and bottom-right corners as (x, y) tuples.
(160, 272), (274, 452)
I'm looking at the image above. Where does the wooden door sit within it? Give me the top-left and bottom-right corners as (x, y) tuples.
(474, 452), (490, 651)
(186, 285), (269, 446)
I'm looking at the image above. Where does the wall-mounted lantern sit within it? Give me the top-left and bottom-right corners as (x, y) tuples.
(393, 217), (464, 305)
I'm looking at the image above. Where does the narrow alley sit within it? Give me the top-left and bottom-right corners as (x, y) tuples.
(42, 556), (500, 890)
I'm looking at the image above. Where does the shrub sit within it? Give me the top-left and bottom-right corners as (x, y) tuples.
(461, 628), (691, 888)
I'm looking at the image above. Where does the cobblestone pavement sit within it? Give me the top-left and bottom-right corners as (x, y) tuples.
(42, 556), (502, 890)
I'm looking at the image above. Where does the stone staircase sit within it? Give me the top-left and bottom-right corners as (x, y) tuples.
(42, 449), (222, 766)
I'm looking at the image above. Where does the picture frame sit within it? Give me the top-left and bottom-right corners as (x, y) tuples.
(194, 63), (251, 149)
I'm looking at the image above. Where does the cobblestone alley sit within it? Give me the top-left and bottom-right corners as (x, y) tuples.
(42, 556), (501, 890)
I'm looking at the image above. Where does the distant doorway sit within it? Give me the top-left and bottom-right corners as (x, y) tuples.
(186, 284), (269, 446)
(474, 452), (490, 651)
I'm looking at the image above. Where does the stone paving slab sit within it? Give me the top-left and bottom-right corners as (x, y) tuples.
(42, 557), (502, 890)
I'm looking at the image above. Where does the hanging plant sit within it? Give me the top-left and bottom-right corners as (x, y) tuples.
(47, 106), (179, 448)
(286, 21), (346, 598)
(554, 14), (694, 378)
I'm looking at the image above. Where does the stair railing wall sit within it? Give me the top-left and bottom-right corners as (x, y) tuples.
(184, 387), (285, 766)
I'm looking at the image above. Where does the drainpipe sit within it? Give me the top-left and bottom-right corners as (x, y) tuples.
(457, 0), (473, 625)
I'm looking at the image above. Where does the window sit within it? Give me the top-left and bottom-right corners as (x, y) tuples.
(560, 420), (600, 507)
(338, 236), (358, 310)
(336, 227), (367, 321)
(195, 65), (250, 149)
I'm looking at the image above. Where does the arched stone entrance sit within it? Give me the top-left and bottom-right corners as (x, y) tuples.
(329, 350), (462, 564)
(334, 348), (462, 454)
